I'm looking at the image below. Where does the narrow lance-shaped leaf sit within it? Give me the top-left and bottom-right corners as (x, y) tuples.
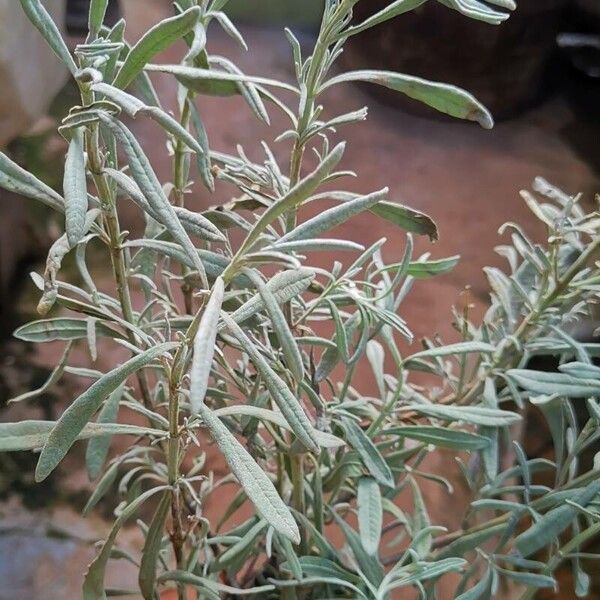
(19, 0), (78, 74)
(63, 128), (89, 247)
(83, 486), (169, 600)
(190, 278), (225, 413)
(227, 268), (315, 328)
(515, 480), (600, 557)
(234, 142), (345, 259)
(508, 369), (600, 398)
(113, 7), (201, 90)
(85, 383), (125, 480)
(343, 0), (428, 37)
(357, 476), (383, 556)
(0, 152), (64, 212)
(371, 200), (438, 241)
(406, 341), (496, 362)
(105, 168), (224, 242)
(35, 342), (177, 481)
(92, 82), (206, 157)
(198, 403), (300, 544)
(382, 426), (490, 450)
(323, 70), (493, 129)
(329, 509), (385, 587)
(279, 188), (387, 244)
(98, 114), (207, 285)
(244, 269), (304, 382)
(14, 317), (124, 343)
(437, 0), (515, 25)
(221, 312), (319, 452)
(343, 418), (394, 488)
(139, 490), (171, 600)
(88, 0), (109, 40)
(405, 404), (521, 426)
(0, 420), (164, 452)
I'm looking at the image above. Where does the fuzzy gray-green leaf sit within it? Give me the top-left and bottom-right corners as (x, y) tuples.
(198, 403), (300, 544)
(35, 342), (176, 481)
(63, 128), (88, 247)
(139, 490), (171, 600)
(324, 70), (493, 129)
(113, 7), (201, 90)
(222, 313), (319, 452)
(0, 152), (64, 212)
(357, 476), (382, 556)
(190, 278), (225, 413)
(19, 0), (78, 74)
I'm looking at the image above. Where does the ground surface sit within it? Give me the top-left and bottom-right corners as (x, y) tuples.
(1, 1), (599, 598)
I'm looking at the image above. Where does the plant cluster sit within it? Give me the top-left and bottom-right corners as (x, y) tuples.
(1, 0), (599, 599)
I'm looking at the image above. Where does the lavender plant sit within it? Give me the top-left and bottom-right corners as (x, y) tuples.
(1, 0), (599, 598)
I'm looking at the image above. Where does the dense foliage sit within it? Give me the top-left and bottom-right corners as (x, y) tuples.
(1, 0), (599, 598)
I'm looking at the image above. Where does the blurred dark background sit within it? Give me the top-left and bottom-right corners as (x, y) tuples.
(0, 1), (598, 598)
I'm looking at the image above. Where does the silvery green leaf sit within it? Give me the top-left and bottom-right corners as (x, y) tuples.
(343, 0), (428, 37)
(124, 239), (235, 285)
(35, 342), (176, 481)
(214, 405), (344, 448)
(229, 269), (315, 326)
(515, 480), (600, 557)
(508, 369), (600, 398)
(370, 200), (438, 240)
(437, 0), (515, 25)
(407, 341), (495, 362)
(234, 142), (345, 257)
(98, 115), (207, 283)
(403, 255), (460, 278)
(297, 556), (362, 586)
(357, 477), (383, 556)
(456, 567), (494, 600)
(8, 341), (73, 404)
(83, 486), (169, 600)
(0, 420), (163, 452)
(495, 567), (555, 590)
(173, 207), (226, 242)
(0, 151), (64, 212)
(279, 188), (387, 244)
(19, 0), (78, 74)
(438, 523), (507, 559)
(275, 534), (302, 580)
(189, 101), (214, 191)
(245, 270), (304, 382)
(270, 239), (364, 253)
(324, 70), (493, 129)
(14, 317), (124, 343)
(406, 404), (521, 426)
(211, 11), (248, 51)
(342, 418), (394, 488)
(211, 56), (270, 124)
(383, 426), (490, 450)
(85, 383), (125, 480)
(330, 509), (384, 587)
(366, 340), (385, 398)
(198, 403), (300, 544)
(145, 63), (298, 95)
(190, 278), (225, 413)
(63, 128), (89, 247)
(221, 312), (319, 452)
(83, 461), (119, 516)
(113, 7), (201, 89)
(88, 0), (109, 39)
(139, 490), (171, 600)
(92, 83), (206, 156)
